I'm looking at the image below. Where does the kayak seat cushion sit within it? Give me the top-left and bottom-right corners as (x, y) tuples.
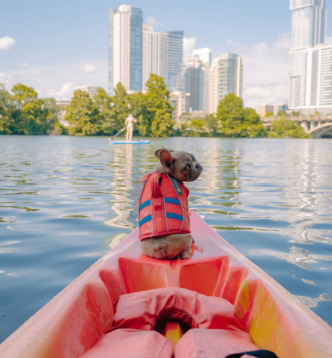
(111, 287), (244, 331)
(79, 328), (173, 358)
(174, 328), (259, 358)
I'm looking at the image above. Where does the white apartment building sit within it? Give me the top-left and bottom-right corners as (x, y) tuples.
(142, 24), (167, 90)
(208, 53), (243, 114)
(108, 5), (143, 94)
(289, 0), (332, 113)
(142, 25), (183, 92)
(170, 91), (191, 121)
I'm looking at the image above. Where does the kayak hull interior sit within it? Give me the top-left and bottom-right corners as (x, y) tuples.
(0, 211), (332, 358)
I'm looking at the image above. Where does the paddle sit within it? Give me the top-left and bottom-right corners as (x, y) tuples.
(110, 127), (126, 141)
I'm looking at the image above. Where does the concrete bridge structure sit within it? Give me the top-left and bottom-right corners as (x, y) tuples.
(262, 116), (332, 138)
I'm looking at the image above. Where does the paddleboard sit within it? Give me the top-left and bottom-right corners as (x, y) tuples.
(109, 140), (150, 144)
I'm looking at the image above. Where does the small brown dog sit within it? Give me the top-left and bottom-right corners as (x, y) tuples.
(138, 148), (202, 259)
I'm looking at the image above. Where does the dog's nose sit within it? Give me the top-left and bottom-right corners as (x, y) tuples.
(195, 163), (202, 171)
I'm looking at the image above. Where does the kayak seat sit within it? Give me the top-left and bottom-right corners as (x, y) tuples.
(79, 287), (259, 358)
(111, 286), (244, 331)
(118, 256), (249, 302)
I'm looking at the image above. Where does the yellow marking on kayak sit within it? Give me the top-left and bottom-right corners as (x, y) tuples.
(163, 321), (184, 348)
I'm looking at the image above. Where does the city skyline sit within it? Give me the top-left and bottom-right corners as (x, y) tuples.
(1, 0), (332, 109)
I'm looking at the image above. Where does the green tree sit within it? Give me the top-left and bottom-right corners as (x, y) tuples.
(216, 94), (245, 137)
(109, 83), (129, 135)
(205, 114), (218, 137)
(216, 94), (266, 137)
(145, 74), (173, 137)
(264, 111), (274, 117)
(128, 91), (151, 136)
(0, 87), (14, 134)
(65, 90), (100, 135)
(268, 118), (311, 138)
(244, 108), (267, 137)
(93, 88), (113, 135)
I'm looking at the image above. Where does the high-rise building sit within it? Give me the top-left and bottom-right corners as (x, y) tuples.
(108, 5), (143, 95)
(290, 0), (326, 49)
(165, 31), (184, 91)
(142, 25), (168, 90)
(170, 90), (191, 121)
(289, 0), (332, 113)
(208, 53), (243, 114)
(142, 25), (183, 92)
(184, 58), (208, 112)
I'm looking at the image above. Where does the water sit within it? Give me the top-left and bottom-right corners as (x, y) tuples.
(0, 136), (332, 342)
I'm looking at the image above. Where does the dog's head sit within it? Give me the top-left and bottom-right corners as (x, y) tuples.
(155, 148), (203, 182)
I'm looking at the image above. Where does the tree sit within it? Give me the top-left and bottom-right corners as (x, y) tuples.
(93, 88), (113, 135)
(65, 90), (100, 135)
(216, 94), (245, 137)
(128, 91), (151, 136)
(244, 108), (267, 137)
(145, 74), (173, 137)
(265, 111), (274, 117)
(216, 94), (266, 137)
(0, 88), (14, 134)
(268, 118), (311, 138)
(109, 83), (129, 135)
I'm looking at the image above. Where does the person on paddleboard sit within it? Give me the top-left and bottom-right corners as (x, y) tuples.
(125, 113), (137, 142)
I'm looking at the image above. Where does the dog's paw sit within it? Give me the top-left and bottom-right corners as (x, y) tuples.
(179, 249), (191, 260)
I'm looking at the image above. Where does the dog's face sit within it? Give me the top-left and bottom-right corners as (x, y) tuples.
(155, 148), (203, 182)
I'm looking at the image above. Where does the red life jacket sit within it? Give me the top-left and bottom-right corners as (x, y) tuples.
(137, 173), (191, 241)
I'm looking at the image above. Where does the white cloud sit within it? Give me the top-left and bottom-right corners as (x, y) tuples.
(183, 37), (197, 61)
(224, 32), (291, 108)
(1, 60), (107, 99)
(83, 63), (95, 73)
(0, 36), (16, 50)
(145, 16), (161, 28)
(49, 82), (73, 97)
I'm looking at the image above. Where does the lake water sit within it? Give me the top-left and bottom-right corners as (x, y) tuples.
(0, 136), (332, 342)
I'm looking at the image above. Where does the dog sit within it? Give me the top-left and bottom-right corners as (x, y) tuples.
(137, 148), (202, 259)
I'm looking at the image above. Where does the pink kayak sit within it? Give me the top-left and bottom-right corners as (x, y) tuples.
(0, 211), (332, 357)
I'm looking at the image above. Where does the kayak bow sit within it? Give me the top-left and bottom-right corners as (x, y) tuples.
(0, 211), (331, 358)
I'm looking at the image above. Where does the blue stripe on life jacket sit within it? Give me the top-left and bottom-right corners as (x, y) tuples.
(139, 215), (152, 227)
(164, 198), (181, 206)
(139, 199), (151, 212)
(166, 212), (183, 221)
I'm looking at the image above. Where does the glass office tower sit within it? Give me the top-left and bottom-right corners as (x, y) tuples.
(108, 5), (143, 94)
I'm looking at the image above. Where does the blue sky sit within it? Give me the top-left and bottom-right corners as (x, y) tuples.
(1, 0), (332, 107)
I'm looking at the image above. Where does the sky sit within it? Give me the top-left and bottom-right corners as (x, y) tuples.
(1, 0), (332, 108)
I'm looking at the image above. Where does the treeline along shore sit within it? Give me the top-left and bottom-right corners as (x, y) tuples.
(0, 74), (310, 138)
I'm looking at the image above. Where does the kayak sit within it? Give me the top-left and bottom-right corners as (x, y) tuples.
(109, 140), (150, 144)
(1, 211), (332, 357)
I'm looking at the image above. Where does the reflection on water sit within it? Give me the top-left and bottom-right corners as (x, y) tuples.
(0, 136), (332, 342)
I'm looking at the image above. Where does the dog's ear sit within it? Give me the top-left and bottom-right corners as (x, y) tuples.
(155, 149), (173, 169)
(155, 148), (174, 158)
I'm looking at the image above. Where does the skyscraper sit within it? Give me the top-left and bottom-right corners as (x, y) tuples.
(289, 0), (332, 113)
(208, 53), (243, 114)
(290, 0), (326, 49)
(142, 26), (183, 92)
(142, 25), (167, 90)
(165, 31), (184, 91)
(184, 58), (208, 112)
(108, 5), (143, 95)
